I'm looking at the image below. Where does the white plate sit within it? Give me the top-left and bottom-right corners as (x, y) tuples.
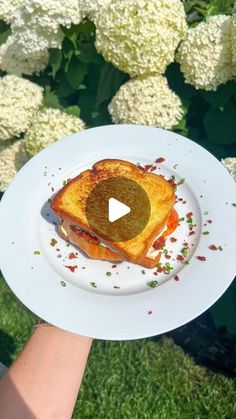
(0, 125), (236, 340)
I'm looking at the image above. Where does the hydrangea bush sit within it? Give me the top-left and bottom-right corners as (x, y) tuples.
(24, 107), (85, 157)
(0, 75), (43, 141)
(0, 0), (235, 342)
(109, 75), (183, 129)
(176, 15), (233, 91)
(95, 0), (187, 77)
(0, 0), (235, 192)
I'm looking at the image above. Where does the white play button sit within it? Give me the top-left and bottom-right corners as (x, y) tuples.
(108, 198), (131, 223)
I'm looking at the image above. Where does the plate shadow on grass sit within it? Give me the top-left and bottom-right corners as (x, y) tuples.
(0, 329), (16, 367)
(151, 308), (236, 377)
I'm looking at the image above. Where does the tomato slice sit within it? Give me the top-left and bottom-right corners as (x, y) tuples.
(152, 209), (179, 250)
(163, 208), (179, 238)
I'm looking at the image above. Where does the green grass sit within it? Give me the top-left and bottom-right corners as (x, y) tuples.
(0, 276), (235, 419)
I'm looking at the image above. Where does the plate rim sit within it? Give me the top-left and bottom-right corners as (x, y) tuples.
(0, 124), (236, 340)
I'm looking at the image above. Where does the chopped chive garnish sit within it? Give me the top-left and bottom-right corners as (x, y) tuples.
(66, 243), (70, 247)
(141, 270), (146, 275)
(34, 250), (40, 255)
(61, 281), (66, 287)
(188, 224), (196, 229)
(178, 178), (185, 185)
(48, 198), (51, 204)
(156, 262), (162, 268)
(204, 211), (209, 215)
(184, 261), (190, 265)
(187, 218), (193, 224)
(90, 282), (97, 288)
(179, 217), (185, 222)
(106, 272), (112, 276)
(218, 246), (223, 251)
(98, 243), (106, 248)
(232, 203), (236, 207)
(203, 231), (209, 235)
(149, 280), (158, 288)
(163, 248), (168, 255)
(57, 254), (62, 258)
(182, 248), (188, 257)
(163, 263), (174, 274)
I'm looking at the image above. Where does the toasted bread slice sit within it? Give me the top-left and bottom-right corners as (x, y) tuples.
(51, 159), (175, 264)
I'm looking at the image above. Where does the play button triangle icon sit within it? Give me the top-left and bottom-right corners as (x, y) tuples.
(108, 198), (131, 223)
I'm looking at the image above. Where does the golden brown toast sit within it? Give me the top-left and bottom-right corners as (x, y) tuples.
(51, 159), (175, 264)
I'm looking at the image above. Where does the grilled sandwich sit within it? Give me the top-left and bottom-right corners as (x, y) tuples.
(51, 159), (178, 268)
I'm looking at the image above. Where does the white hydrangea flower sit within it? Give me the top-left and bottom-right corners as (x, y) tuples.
(4, 0), (84, 70)
(222, 158), (236, 182)
(12, 0), (84, 32)
(0, 75), (43, 142)
(80, 0), (111, 20)
(0, 0), (24, 23)
(95, 0), (187, 77)
(109, 75), (183, 129)
(24, 108), (86, 157)
(10, 27), (64, 59)
(176, 15), (233, 91)
(0, 140), (29, 192)
(232, 13), (236, 76)
(0, 36), (49, 76)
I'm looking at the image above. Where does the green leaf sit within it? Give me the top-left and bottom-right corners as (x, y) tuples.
(48, 49), (62, 78)
(86, 63), (102, 90)
(77, 19), (95, 37)
(166, 63), (197, 100)
(57, 72), (75, 98)
(65, 105), (81, 117)
(78, 89), (95, 125)
(201, 82), (234, 107)
(43, 87), (61, 109)
(0, 26), (10, 46)
(76, 43), (102, 65)
(173, 116), (188, 137)
(204, 106), (236, 145)
(206, 0), (235, 16)
(29, 74), (51, 90)
(61, 25), (81, 47)
(62, 38), (74, 61)
(65, 55), (87, 89)
(97, 62), (129, 106)
(92, 102), (112, 127)
(0, 20), (9, 33)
